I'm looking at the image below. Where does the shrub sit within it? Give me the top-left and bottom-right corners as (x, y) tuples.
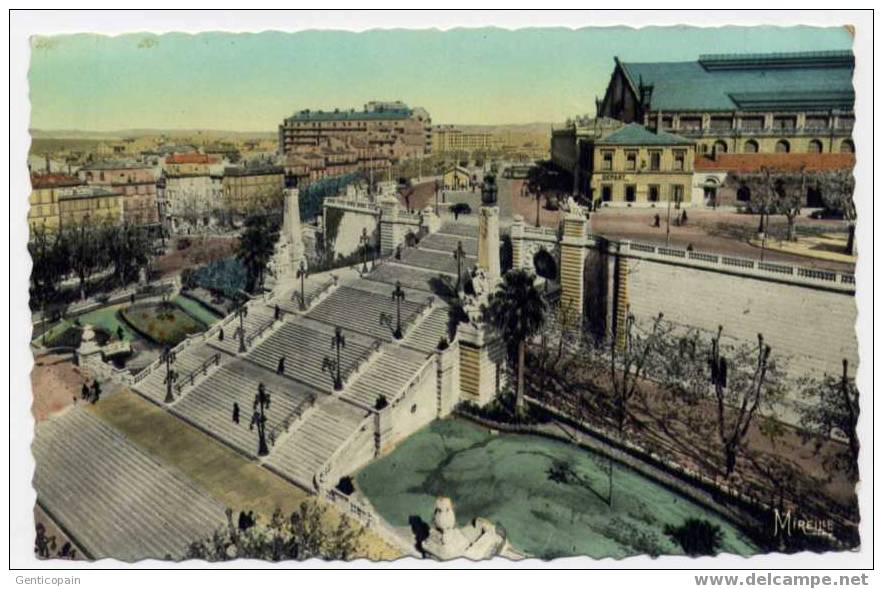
(192, 257), (247, 299)
(664, 518), (724, 556)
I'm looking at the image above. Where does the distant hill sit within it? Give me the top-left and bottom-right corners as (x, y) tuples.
(30, 128), (277, 140)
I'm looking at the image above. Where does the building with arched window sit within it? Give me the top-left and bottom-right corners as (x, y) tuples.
(692, 152), (855, 207)
(597, 51), (855, 156)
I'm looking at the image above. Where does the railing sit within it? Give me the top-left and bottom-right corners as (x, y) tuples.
(245, 316), (278, 348)
(325, 487), (375, 528)
(618, 239), (855, 291)
(173, 353), (221, 395)
(294, 277), (336, 310)
(267, 393), (317, 448)
(323, 196), (379, 213)
(316, 414), (375, 491)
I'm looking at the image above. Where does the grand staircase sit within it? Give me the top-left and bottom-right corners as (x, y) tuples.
(246, 317), (376, 393)
(133, 344), (223, 405)
(169, 359), (316, 458)
(341, 345), (429, 410)
(264, 398), (370, 489)
(33, 409), (227, 560)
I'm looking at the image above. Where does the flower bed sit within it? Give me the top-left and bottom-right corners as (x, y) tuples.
(120, 302), (207, 346)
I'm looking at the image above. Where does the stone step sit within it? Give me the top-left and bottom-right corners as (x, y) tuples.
(265, 398), (369, 489)
(33, 409), (227, 560)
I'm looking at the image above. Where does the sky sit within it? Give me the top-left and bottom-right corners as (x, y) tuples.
(28, 26), (854, 132)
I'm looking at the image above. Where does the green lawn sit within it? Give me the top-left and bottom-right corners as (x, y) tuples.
(35, 303), (138, 346)
(357, 418), (758, 560)
(174, 295), (223, 326)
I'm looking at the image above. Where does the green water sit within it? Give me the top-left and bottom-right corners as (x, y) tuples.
(356, 418), (757, 560)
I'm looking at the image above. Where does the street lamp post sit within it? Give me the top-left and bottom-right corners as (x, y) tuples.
(296, 260), (308, 311)
(452, 241), (466, 292)
(251, 382), (271, 456)
(391, 281), (405, 340)
(324, 327), (346, 391)
(360, 227), (370, 274)
(235, 301), (249, 353)
(161, 346), (177, 404)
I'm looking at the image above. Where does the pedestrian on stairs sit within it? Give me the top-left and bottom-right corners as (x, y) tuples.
(277, 356), (285, 375)
(274, 304), (281, 320)
(232, 402), (240, 424)
(218, 327), (224, 342)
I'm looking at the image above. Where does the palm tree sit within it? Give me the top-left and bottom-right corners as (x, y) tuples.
(483, 269), (547, 414)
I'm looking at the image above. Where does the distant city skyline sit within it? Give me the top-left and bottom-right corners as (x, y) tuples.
(29, 26), (853, 132)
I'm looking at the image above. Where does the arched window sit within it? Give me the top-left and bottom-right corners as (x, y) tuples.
(737, 185), (751, 202)
(743, 140), (759, 153)
(713, 140), (728, 154)
(808, 139), (823, 154)
(775, 140), (791, 154)
(840, 139), (855, 154)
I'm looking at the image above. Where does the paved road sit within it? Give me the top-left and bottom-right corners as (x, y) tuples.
(494, 177), (854, 273)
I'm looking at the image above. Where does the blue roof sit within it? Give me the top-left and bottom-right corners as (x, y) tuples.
(596, 123), (693, 146)
(620, 51), (854, 112)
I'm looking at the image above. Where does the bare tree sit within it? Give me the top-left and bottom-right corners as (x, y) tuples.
(798, 358), (859, 478)
(607, 312), (668, 436)
(709, 327), (781, 477)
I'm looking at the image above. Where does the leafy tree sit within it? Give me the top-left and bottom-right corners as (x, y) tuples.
(798, 359), (859, 478)
(816, 169), (857, 254)
(186, 501), (363, 561)
(62, 220), (103, 300)
(237, 214), (279, 293)
(664, 518), (723, 556)
(28, 223), (67, 310)
(105, 223), (151, 288)
(483, 269), (547, 413)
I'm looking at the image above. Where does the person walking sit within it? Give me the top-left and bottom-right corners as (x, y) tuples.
(277, 356), (285, 375)
(232, 402), (240, 424)
(653, 213), (661, 228)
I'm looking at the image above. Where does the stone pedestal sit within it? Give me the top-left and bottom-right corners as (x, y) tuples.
(282, 186), (305, 264)
(477, 206), (501, 282)
(379, 194), (404, 256)
(268, 186), (305, 288)
(421, 206), (441, 235)
(457, 320), (505, 407)
(436, 341), (460, 418)
(510, 215), (526, 270)
(559, 204), (588, 326)
(421, 497), (504, 561)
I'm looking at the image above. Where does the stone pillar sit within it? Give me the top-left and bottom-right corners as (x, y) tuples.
(374, 409), (394, 456)
(421, 205), (441, 235)
(379, 194), (403, 256)
(613, 241), (630, 350)
(283, 186), (304, 263)
(477, 206), (501, 281)
(457, 321), (506, 407)
(510, 215), (525, 270)
(436, 341), (460, 417)
(559, 209), (588, 325)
